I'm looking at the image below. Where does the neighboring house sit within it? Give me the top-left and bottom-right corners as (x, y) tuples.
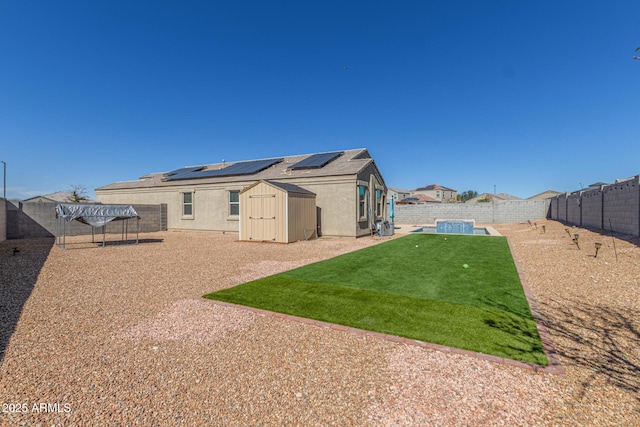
(95, 148), (387, 238)
(527, 190), (562, 200)
(23, 191), (95, 204)
(466, 193), (522, 203)
(387, 187), (411, 202)
(396, 194), (440, 204)
(411, 184), (457, 202)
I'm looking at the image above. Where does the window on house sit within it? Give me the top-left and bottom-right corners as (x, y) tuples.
(182, 192), (193, 216)
(229, 190), (240, 216)
(436, 191), (440, 198)
(376, 189), (382, 217)
(358, 185), (367, 219)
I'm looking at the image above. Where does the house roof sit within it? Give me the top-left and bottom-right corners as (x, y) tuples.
(23, 191), (95, 203)
(414, 184), (456, 192)
(387, 186), (411, 194)
(96, 148), (379, 191)
(527, 190), (562, 200)
(397, 194), (440, 204)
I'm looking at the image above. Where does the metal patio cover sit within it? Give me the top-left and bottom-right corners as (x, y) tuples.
(55, 203), (139, 227)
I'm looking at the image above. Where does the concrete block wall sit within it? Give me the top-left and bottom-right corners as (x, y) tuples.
(0, 199), (5, 242)
(602, 176), (640, 236)
(566, 193), (581, 225)
(581, 187), (603, 229)
(549, 175), (640, 236)
(394, 200), (549, 225)
(6, 202), (168, 239)
(550, 197), (558, 220)
(556, 194), (568, 222)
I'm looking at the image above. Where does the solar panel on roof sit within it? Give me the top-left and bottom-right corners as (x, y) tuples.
(163, 158), (283, 181)
(165, 166), (206, 177)
(290, 151), (343, 170)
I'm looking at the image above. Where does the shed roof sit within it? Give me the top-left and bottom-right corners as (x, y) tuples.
(240, 180), (316, 195)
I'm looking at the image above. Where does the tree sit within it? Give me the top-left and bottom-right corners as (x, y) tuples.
(634, 47), (640, 61)
(67, 185), (90, 203)
(459, 190), (479, 202)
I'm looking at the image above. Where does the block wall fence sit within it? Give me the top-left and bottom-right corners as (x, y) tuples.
(5, 202), (167, 239)
(5, 175), (639, 239)
(393, 199), (550, 225)
(0, 199), (6, 243)
(549, 175), (640, 236)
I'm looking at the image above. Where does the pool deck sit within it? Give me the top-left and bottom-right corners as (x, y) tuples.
(392, 223), (502, 236)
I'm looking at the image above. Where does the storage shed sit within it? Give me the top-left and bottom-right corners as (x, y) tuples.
(240, 180), (316, 243)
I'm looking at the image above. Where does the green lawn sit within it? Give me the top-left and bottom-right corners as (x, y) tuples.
(204, 234), (548, 365)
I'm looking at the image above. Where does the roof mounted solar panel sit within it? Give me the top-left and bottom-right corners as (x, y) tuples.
(290, 151), (343, 170)
(165, 166), (206, 177)
(163, 158), (284, 181)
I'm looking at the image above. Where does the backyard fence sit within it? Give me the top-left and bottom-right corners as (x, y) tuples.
(394, 199), (550, 225)
(549, 175), (640, 236)
(5, 201), (167, 239)
(0, 199), (6, 243)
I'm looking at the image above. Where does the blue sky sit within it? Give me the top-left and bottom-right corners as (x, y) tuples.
(1, 0), (639, 200)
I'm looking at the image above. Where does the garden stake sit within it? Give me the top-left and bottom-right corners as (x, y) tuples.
(594, 242), (602, 258)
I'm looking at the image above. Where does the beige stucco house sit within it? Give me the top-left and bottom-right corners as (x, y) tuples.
(527, 190), (562, 200)
(411, 184), (457, 202)
(95, 148), (387, 239)
(387, 187), (411, 202)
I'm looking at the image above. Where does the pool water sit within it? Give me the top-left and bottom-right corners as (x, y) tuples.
(412, 226), (490, 235)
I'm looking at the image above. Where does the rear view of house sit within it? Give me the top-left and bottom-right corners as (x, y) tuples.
(95, 148), (387, 239)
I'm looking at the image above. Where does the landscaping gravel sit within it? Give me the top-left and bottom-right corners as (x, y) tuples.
(0, 221), (638, 426)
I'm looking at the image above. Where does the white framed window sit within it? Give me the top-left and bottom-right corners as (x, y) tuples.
(229, 190), (240, 216)
(182, 192), (194, 218)
(375, 189), (383, 217)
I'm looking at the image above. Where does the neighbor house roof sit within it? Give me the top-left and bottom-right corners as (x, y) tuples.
(397, 194), (440, 204)
(23, 191), (95, 203)
(96, 148), (381, 191)
(388, 186), (411, 193)
(527, 190), (562, 200)
(414, 184), (456, 192)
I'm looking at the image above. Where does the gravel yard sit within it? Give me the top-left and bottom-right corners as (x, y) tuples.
(0, 221), (638, 426)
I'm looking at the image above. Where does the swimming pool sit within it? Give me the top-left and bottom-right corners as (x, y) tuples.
(412, 226), (491, 235)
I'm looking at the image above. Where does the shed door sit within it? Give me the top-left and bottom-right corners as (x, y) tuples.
(248, 194), (277, 241)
